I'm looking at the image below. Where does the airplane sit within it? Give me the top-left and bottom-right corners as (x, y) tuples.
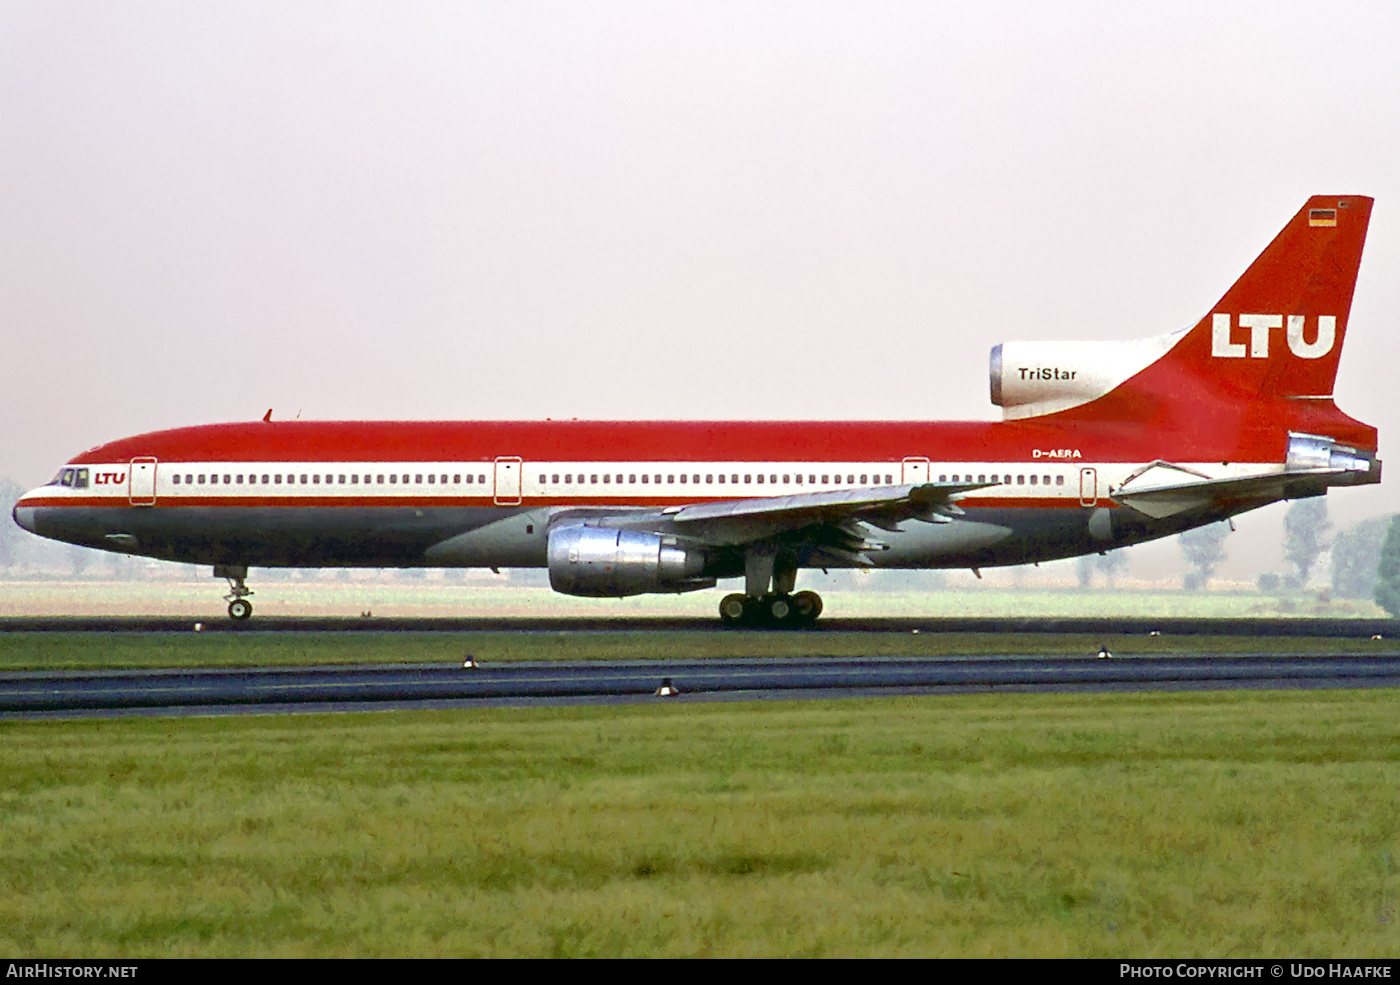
(11, 195), (1381, 626)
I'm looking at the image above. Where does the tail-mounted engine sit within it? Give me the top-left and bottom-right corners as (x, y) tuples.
(990, 334), (1181, 420)
(547, 525), (715, 597)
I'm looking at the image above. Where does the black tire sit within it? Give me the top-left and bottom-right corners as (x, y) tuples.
(228, 599), (253, 621)
(793, 590), (823, 621)
(719, 593), (748, 626)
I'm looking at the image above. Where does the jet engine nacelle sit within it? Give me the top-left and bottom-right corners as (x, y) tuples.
(547, 525), (714, 597)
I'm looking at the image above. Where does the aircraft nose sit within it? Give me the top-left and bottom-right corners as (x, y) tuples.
(12, 493), (37, 533)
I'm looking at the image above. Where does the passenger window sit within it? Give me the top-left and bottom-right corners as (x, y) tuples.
(679, 475), (686, 484)
(173, 474), (181, 485)
(428, 474), (436, 484)
(757, 475), (764, 484)
(389, 475), (397, 484)
(860, 474), (867, 484)
(640, 475), (648, 484)
(464, 474), (473, 484)
(744, 475), (752, 484)
(186, 474), (193, 485)
(414, 475), (422, 484)
(630, 475), (637, 484)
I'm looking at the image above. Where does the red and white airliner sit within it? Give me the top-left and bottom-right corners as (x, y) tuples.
(12, 196), (1381, 625)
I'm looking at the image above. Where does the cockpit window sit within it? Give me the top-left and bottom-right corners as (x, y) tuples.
(50, 467), (93, 489)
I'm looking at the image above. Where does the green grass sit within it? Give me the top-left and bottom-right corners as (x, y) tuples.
(1, 579), (1390, 620)
(2, 629), (1398, 671)
(4, 691), (1400, 956)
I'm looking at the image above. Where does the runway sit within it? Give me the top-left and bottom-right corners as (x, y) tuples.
(5, 651), (1400, 719)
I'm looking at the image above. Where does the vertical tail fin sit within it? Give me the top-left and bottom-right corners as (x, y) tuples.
(993, 197), (1375, 451)
(1165, 195), (1372, 401)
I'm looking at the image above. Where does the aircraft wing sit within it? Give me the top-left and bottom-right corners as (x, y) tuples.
(564, 481), (996, 565)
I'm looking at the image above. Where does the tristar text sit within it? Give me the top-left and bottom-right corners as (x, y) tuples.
(1210, 313), (1336, 359)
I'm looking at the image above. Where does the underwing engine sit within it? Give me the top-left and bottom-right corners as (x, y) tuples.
(547, 525), (715, 597)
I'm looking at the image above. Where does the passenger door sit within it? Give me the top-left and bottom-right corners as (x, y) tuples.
(129, 457), (157, 506)
(494, 456), (522, 505)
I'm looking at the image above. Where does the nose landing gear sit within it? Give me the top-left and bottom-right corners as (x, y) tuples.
(215, 564), (254, 621)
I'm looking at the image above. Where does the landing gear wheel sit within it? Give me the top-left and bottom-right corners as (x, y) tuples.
(766, 594), (794, 624)
(792, 590), (823, 623)
(228, 599), (253, 621)
(719, 593), (748, 626)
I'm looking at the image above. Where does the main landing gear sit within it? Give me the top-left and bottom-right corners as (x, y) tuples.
(215, 564), (253, 621)
(719, 549), (824, 628)
(719, 590), (823, 628)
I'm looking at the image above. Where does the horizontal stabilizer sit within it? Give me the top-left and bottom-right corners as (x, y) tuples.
(1112, 461), (1369, 519)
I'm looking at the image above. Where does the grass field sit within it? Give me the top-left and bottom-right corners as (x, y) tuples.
(4, 690), (1400, 957)
(1, 579), (1388, 620)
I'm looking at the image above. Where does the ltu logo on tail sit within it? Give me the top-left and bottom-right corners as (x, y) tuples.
(1211, 314), (1336, 359)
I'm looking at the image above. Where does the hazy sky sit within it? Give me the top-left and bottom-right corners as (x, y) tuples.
(3, 1), (1398, 573)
